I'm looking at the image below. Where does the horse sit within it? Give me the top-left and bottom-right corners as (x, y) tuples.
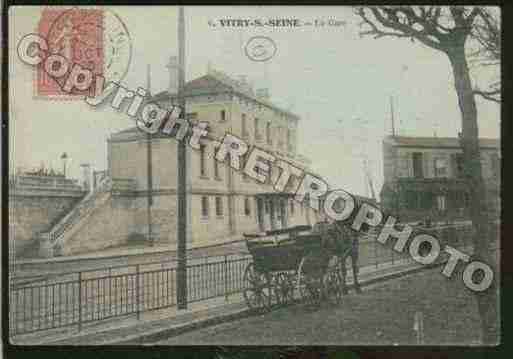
(332, 220), (362, 294)
(312, 219), (362, 294)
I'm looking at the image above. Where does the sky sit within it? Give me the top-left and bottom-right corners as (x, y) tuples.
(9, 6), (500, 197)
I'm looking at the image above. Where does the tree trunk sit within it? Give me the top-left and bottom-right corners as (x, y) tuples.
(447, 45), (499, 345)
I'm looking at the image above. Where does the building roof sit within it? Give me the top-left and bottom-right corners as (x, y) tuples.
(110, 71), (303, 145)
(384, 135), (500, 149)
(151, 71), (300, 120)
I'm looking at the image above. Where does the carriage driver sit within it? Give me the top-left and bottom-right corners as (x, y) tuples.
(312, 211), (362, 295)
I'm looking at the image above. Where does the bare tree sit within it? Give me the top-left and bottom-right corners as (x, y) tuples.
(356, 6), (499, 344)
(470, 7), (500, 103)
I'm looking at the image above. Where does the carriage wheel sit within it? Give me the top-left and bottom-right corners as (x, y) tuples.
(242, 263), (272, 312)
(275, 272), (295, 305)
(297, 255), (325, 307)
(324, 262), (343, 305)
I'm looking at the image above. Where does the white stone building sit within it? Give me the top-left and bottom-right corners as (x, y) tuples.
(105, 68), (319, 246)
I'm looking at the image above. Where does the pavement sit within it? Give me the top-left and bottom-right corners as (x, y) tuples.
(16, 235), (246, 264)
(154, 262), (486, 345)
(10, 255), (453, 346)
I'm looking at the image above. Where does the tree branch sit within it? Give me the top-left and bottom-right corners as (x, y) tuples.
(357, 8), (410, 39)
(465, 7), (482, 27)
(365, 7), (446, 51)
(474, 89), (500, 103)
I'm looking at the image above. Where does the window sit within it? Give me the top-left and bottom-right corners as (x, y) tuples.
(452, 191), (464, 209)
(244, 197), (251, 216)
(277, 127), (284, 148)
(201, 196), (209, 218)
(241, 114), (248, 138)
(491, 153), (499, 178)
(412, 152), (423, 178)
(436, 195), (446, 211)
(434, 158), (447, 178)
(200, 144), (207, 177)
(277, 200), (283, 221)
(255, 118), (261, 140)
(215, 196), (223, 217)
(287, 129), (293, 151)
(267, 164), (273, 185)
(405, 191), (418, 209)
(241, 153), (249, 181)
(213, 155), (220, 179)
(453, 153), (465, 178)
(420, 192), (434, 210)
(265, 200), (270, 214)
(266, 122), (272, 145)
(290, 201), (295, 216)
(463, 192), (470, 207)
(220, 109), (226, 122)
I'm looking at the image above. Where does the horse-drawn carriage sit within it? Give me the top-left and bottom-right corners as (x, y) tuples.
(242, 222), (356, 311)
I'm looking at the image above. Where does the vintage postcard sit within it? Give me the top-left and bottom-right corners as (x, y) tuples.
(6, 5), (500, 347)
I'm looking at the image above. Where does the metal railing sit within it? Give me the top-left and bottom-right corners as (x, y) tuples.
(10, 255), (251, 336)
(10, 222), (485, 337)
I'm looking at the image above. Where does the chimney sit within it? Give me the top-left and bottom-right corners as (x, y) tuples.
(166, 56), (179, 95)
(256, 88), (270, 100)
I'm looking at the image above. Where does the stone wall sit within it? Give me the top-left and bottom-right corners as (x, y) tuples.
(62, 193), (181, 255)
(63, 194), (136, 255)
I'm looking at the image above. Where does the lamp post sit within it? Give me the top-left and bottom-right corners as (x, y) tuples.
(60, 152), (69, 178)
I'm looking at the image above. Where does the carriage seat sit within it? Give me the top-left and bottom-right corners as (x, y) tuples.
(264, 225), (312, 236)
(242, 233), (265, 239)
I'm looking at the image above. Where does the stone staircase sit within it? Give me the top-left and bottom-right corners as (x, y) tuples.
(39, 176), (113, 257)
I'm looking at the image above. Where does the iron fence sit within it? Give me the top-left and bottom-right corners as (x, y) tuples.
(10, 222), (484, 337)
(10, 255), (251, 336)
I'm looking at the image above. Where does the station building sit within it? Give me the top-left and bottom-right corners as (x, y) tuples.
(32, 66), (322, 256)
(106, 67), (319, 245)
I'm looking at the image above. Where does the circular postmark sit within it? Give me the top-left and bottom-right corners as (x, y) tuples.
(102, 10), (132, 84)
(244, 36), (277, 62)
(45, 7), (132, 92)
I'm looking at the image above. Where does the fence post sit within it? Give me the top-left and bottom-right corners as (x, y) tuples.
(78, 272), (82, 332)
(374, 241), (378, 269)
(224, 255), (229, 302)
(136, 264), (140, 320)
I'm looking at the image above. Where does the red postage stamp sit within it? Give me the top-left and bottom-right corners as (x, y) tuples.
(36, 7), (104, 99)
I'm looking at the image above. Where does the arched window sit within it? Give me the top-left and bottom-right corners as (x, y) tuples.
(201, 196), (209, 218)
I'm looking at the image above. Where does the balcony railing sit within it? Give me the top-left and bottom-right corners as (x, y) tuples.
(10, 174), (83, 192)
